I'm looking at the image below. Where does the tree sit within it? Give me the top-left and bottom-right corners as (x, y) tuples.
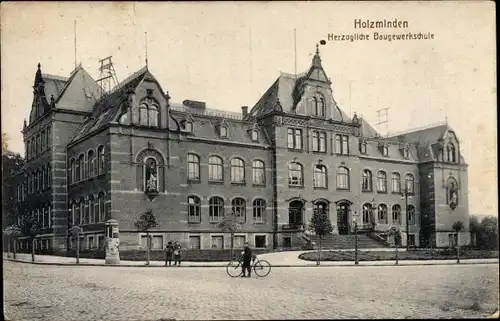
(19, 212), (42, 263)
(308, 208), (334, 266)
(2, 151), (24, 227)
(218, 212), (242, 261)
(479, 216), (498, 250)
(2, 133), (9, 155)
(134, 210), (158, 265)
(469, 215), (481, 246)
(452, 221), (464, 263)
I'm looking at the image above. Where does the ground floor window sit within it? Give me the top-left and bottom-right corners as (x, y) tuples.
(98, 235), (105, 250)
(211, 236), (224, 249)
(151, 236), (163, 250)
(189, 236), (201, 249)
(234, 236), (246, 248)
(88, 235), (95, 249)
(255, 235), (267, 248)
(408, 234), (416, 246)
(283, 236), (292, 248)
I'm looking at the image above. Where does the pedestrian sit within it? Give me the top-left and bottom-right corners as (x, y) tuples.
(240, 242), (254, 278)
(173, 241), (182, 266)
(165, 241), (174, 266)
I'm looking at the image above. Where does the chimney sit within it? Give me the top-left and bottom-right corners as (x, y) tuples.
(241, 106), (248, 118)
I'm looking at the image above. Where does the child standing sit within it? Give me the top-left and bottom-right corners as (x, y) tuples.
(173, 241), (182, 266)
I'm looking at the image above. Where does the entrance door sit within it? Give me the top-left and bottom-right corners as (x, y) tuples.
(337, 202), (350, 235)
(288, 200), (304, 228)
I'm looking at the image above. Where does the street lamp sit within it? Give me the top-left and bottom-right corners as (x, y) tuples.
(353, 215), (359, 265)
(401, 181), (412, 251)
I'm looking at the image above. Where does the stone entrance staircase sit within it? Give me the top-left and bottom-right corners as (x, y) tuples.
(307, 233), (386, 249)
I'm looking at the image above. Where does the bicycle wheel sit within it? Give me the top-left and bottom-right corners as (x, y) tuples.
(226, 261), (243, 277)
(253, 260), (271, 277)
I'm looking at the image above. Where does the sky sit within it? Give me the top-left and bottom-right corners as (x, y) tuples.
(1, 1), (496, 216)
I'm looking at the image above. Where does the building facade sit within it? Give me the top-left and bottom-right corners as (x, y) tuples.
(15, 48), (470, 252)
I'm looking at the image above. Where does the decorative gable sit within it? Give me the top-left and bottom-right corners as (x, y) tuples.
(180, 114), (195, 134)
(378, 141), (389, 157)
(399, 143), (410, 159)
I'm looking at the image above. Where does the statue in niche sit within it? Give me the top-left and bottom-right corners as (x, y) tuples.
(448, 182), (458, 210)
(145, 158), (158, 192)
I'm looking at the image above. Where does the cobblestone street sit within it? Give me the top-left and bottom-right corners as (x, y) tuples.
(4, 261), (499, 320)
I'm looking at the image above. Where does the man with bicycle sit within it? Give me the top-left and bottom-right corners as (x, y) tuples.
(240, 242), (255, 278)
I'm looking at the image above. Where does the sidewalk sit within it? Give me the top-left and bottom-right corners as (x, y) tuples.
(3, 252), (498, 268)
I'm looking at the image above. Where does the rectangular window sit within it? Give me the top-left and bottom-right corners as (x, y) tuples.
(88, 236), (95, 249)
(255, 235), (267, 248)
(319, 132), (326, 152)
(312, 131), (318, 152)
(98, 235), (105, 249)
(152, 236), (163, 250)
(287, 128), (302, 150)
(234, 236), (246, 249)
(408, 234), (415, 247)
(283, 237), (292, 248)
(189, 236), (201, 250)
(336, 134), (349, 155)
(211, 236), (224, 249)
(140, 235), (149, 248)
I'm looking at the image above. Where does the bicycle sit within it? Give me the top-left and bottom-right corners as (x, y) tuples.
(226, 255), (271, 278)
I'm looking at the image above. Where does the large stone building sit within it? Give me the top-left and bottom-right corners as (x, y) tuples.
(14, 47), (470, 252)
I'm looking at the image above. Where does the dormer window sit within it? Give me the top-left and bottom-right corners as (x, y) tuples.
(381, 144), (389, 157)
(403, 147), (409, 159)
(447, 143), (456, 163)
(313, 94), (326, 117)
(220, 126), (228, 138)
(359, 141), (367, 154)
(185, 121), (193, 133)
(251, 129), (259, 142)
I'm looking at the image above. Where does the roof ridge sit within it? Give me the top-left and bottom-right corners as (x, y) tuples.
(107, 66), (148, 96)
(388, 121), (448, 137)
(42, 73), (69, 82)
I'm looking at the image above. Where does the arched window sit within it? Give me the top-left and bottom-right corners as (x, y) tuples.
(405, 174), (415, 194)
(391, 172), (401, 193)
(220, 126), (228, 138)
(209, 197), (224, 223)
(144, 157), (159, 192)
(251, 129), (258, 141)
(34, 171), (39, 192)
(26, 140), (30, 159)
(288, 162), (303, 186)
(188, 196), (201, 223)
(77, 154), (84, 181)
(447, 143), (456, 163)
(377, 204), (388, 224)
(313, 165), (327, 188)
(314, 201), (329, 216)
(79, 198), (85, 225)
(230, 158), (245, 183)
(98, 192), (105, 222)
(313, 97), (318, 115)
(253, 199), (266, 223)
(88, 195), (95, 224)
(208, 156), (223, 181)
(88, 150), (95, 178)
(148, 104), (159, 127)
(41, 167), (45, 189)
(408, 205), (415, 225)
(36, 134), (41, 155)
(187, 154), (200, 181)
(319, 97), (326, 117)
(47, 164), (51, 187)
(252, 160), (265, 185)
(362, 169), (373, 191)
(392, 204), (401, 224)
(362, 203), (372, 224)
(335, 166), (349, 190)
(69, 158), (75, 183)
(382, 145), (389, 157)
(46, 126), (51, 147)
(71, 201), (77, 226)
(75, 156), (80, 182)
(41, 130), (45, 151)
(377, 171), (387, 193)
(97, 145), (105, 175)
(403, 147), (409, 159)
(232, 198), (246, 223)
(139, 103), (149, 126)
(31, 137), (36, 156)
(83, 198), (90, 224)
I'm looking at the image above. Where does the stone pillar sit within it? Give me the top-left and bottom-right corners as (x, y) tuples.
(105, 219), (120, 264)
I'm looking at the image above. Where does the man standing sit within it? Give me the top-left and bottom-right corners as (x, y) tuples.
(165, 241), (174, 266)
(241, 242), (254, 277)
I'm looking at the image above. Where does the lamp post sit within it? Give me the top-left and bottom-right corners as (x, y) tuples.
(353, 215), (359, 265)
(401, 181), (411, 251)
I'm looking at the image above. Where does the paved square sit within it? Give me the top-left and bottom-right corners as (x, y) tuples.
(3, 261), (498, 320)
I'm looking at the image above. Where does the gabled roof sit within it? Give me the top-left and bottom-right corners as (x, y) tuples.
(69, 67), (151, 144)
(41, 73), (68, 101)
(388, 123), (448, 145)
(55, 66), (102, 112)
(359, 118), (380, 138)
